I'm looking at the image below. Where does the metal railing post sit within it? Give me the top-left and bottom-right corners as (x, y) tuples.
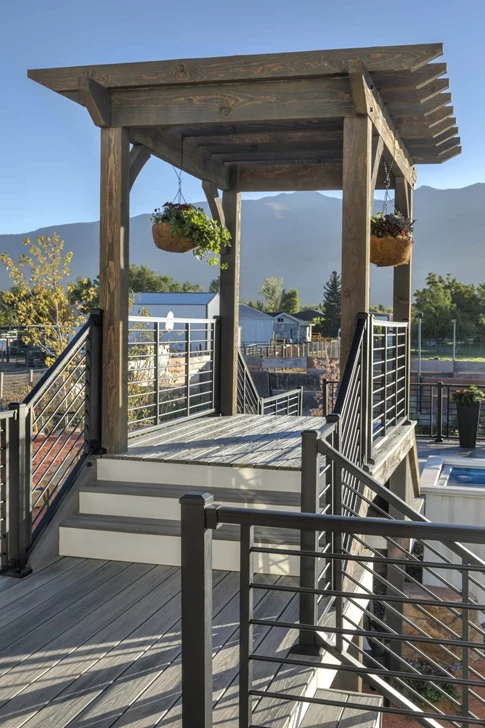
(293, 430), (321, 655)
(7, 402), (32, 575)
(185, 323), (191, 417)
(365, 315), (373, 462)
(322, 378), (328, 417)
(435, 381), (444, 443)
(154, 321), (160, 427)
(333, 458), (343, 653)
(213, 317), (221, 413)
(239, 524), (254, 727)
(180, 492), (214, 728)
(299, 386), (304, 416)
(461, 558), (469, 725)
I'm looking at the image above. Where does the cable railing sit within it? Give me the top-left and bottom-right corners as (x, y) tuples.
(241, 339), (340, 359)
(237, 349), (303, 416)
(180, 455), (485, 728)
(128, 316), (218, 434)
(0, 311), (102, 573)
(411, 381), (485, 441)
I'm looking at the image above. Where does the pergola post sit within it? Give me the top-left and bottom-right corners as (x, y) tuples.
(340, 115), (372, 370)
(219, 169), (241, 415)
(99, 127), (130, 453)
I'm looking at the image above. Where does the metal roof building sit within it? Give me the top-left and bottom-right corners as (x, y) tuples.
(132, 292), (220, 319)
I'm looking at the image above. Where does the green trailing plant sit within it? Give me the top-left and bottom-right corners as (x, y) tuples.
(371, 211), (414, 239)
(451, 385), (485, 406)
(403, 659), (459, 706)
(150, 203), (231, 266)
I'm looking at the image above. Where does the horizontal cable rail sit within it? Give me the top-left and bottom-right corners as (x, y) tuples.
(411, 381), (485, 441)
(128, 316), (218, 434)
(237, 350), (303, 416)
(181, 485), (485, 728)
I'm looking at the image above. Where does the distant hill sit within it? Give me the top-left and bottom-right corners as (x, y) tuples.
(1, 184), (484, 305)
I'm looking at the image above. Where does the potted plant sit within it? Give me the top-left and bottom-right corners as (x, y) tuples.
(150, 203), (231, 266)
(370, 211), (414, 267)
(451, 385), (485, 448)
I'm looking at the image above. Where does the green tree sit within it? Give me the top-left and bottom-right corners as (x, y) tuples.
(280, 288), (300, 315)
(370, 303), (393, 315)
(0, 234), (97, 365)
(259, 277), (283, 313)
(322, 271), (341, 337)
(129, 264), (202, 293)
(209, 277), (220, 293)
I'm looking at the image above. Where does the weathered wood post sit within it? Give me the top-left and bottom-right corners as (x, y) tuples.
(340, 115), (372, 370)
(99, 127), (130, 453)
(220, 167), (241, 415)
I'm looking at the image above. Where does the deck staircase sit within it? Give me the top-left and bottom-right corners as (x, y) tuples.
(58, 464), (304, 574)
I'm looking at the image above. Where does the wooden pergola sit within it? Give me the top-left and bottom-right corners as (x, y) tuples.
(28, 43), (460, 453)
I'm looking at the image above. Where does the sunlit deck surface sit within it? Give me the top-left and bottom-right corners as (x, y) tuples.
(0, 557), (316, 728)
(126, 414), (327, 470)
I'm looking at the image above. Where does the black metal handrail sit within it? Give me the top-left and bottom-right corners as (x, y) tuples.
(1, 310), (102, 574)
(237, 349), (303, 416)
(128, 316), (218, 433)
(180, 490), (485, 728)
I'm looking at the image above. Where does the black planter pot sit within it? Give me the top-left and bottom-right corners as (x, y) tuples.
(456, 403), (480, 448)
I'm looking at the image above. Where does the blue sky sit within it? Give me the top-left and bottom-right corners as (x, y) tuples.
(1, 0), (484, 234)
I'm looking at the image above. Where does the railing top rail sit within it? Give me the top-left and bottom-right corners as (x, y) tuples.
(199, 500), (485, 546)
(128, 316), (216, 325)
(371, 319), (408, 329)
(261, 388), (302, 404)
(23, 312), (98, 408)
(0, 409), (16, 420)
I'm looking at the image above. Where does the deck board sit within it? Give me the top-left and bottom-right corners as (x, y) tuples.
(0, 559), (297, 728)
(126, 414), (328, 470)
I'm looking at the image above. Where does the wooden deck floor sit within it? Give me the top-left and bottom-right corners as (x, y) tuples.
(0, 556), (312, 728)
(127, 414), (327, 470)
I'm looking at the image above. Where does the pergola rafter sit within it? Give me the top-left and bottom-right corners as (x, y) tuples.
(28, 43), (461, 453)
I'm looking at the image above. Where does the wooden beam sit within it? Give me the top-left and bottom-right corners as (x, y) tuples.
(193, 130), (343, 147)
(340, 115), (372, 369)
(412, 146), (461, 164)
(388, 93), (452, 118)
(238, 163), (343, 191)
(438, 136), (461, 154)
(397, 116), (456, 139)
(28, 44), (443, 93)
(129, 127), (229, 189)
(348, 59), (416, 189)
(78, 76), (111, 127)
(110, 77), (354, 127)
(379, 77), (449, 105)
(371, 63), (447, 90)
(210, 150), (343, 163)
(219, 169), (241, 415)
(129, 144), (151, 191)
(394, 107), (454, 136)
(371, 136), (385, 196)
(99, 127), (130, 454)
(406, 129), (459, 151)
(202, 180), (225, 227)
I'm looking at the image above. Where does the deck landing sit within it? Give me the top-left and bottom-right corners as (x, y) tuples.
(126, 414), (327, 470)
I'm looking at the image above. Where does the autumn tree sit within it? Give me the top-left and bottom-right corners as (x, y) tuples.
(322, 271), (341, 337)
(280, 288), (301, 315)
(0, 234), (96, 365)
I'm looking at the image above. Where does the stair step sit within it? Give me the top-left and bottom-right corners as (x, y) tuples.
(59, 514), (301, 574)
(300, 688), (382, 728)
(79, 481), (300, 520)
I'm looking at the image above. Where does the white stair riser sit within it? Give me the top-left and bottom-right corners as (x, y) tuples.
(59, 526), (300, 575)
(79, 491), (299, 521)
(97, 458), (299, 493)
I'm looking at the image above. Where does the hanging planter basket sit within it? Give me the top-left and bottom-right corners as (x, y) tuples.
(370, 234), (413, 267)
(152, 222), (196, 254)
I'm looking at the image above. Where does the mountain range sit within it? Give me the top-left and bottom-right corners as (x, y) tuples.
(1, 183), (484, 305)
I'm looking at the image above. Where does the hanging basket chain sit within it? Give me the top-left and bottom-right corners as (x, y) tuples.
(381, 138), (397, 215)
(172, 135), (187, 205)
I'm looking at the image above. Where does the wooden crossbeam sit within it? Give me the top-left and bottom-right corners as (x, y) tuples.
(129, 144), (151, 190)
(380, 77), (449, 105)
(412, 145), (461, 164)
(348, 59), (417, 188)
(28, 44), (443, 93)
(238, 163), (343, 191)
(372, 63), (447, 90)
(209, 150), (342, 163)
(194, 130), (343, 149)
(78, 76), (111, 127)
(202, 180), (225, 227)
(111, 77), (354, 127)
(371, 136), (385, 196)
(129, 127), (229, 189)
(388, 93), (452, 118)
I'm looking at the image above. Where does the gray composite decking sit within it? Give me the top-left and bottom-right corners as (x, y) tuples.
(0, 556), (318, 728)
(126, 414), (328, 470)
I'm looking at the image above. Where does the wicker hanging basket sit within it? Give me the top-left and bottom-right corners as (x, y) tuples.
(152, 222), (196, 254)
(370, 235), (413, 267)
